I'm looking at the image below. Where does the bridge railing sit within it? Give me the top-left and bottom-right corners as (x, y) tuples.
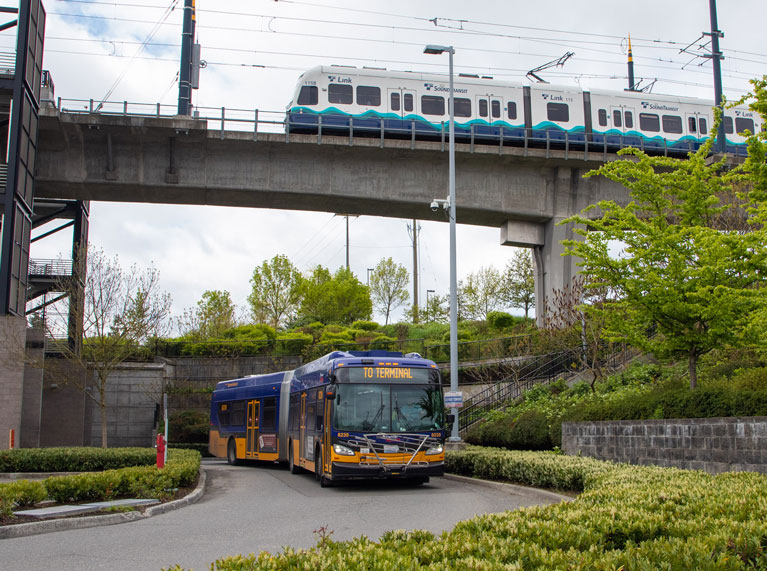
(48, 98), (750, 159)
(28, 258), (73, 277)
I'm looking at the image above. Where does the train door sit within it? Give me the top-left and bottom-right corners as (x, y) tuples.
(685, 112), (708, 151)
(610, 105), (637, 148)
(475, 94), (504, 139)
(387, 88), (415, 134)
(246, 400), (260, 457)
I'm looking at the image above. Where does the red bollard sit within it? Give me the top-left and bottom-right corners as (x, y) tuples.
(156, 433), (166, 469)
(9, 429), (14, 449)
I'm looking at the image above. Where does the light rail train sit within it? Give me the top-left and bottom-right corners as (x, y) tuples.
(286, 65), (760, 155)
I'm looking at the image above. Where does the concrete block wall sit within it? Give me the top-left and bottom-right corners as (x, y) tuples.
(562, 417), (767, 475)
(0, 316), (26, 449)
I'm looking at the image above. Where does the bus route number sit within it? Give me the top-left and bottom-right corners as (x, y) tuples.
(363, 367), (413, 379)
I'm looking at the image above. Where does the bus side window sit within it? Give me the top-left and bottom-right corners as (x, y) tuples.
(262, 397), (276, 431)
(230, 401), (246, 427)
(218, 403), (230, 426)
(306, 402), (316, 431)
(289, 393), (300, 431)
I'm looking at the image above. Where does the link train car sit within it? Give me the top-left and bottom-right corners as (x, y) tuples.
(286, 65), (761, 155)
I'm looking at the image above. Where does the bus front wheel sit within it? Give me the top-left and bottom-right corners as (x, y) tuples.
(227, 438), (240, 466)
(288, 441), (301, 474)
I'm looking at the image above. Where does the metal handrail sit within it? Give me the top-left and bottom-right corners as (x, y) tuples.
(28, 258), (73, 276)
(48, 97), (749, 159)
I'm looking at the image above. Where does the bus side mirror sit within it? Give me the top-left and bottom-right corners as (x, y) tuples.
(325, 386), (336, 399)
(445, 413), (455, 427)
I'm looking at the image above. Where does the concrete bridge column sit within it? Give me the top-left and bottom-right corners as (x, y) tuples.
(501, 165), (588, 326)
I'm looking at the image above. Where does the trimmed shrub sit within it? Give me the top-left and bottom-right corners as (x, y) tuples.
(351, 320), (379, 331)
(274, 332), (313, 355)
(369, 335), (397, 350)
(487, 311), (519, 330)
(169, 411), (209, 444)
(178, 447), (767, 571)
(0, 479), (47, 514)
(0, 447), (156, 473)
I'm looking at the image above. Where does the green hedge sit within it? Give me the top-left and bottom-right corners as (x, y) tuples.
(0, 448), (200, 516)
(167, 447), (767, 570)
(0, 447), (157, 473)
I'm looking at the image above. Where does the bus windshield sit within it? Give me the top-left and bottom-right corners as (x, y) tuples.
(332, 384), (444, 433)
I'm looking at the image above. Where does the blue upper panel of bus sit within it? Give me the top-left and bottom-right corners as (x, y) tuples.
(211, 372), (285, 403)
(290, 350), (437, 392)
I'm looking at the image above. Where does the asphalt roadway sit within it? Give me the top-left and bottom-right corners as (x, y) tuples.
(1, 458), (566, 571)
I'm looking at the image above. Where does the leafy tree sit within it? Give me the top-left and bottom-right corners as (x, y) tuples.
(503, 249), (536, 319)
(248, 255), (302, 329)
(562, 130), (767, 389)
(51, 246), (172, 446)
(178, 289), (237, 340)
(458, 266), (504, 321)
(369, 257), (410, 325)
(298, 266), (372, 325)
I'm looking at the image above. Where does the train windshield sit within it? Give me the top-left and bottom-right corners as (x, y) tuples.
(332, 384), (444, 433)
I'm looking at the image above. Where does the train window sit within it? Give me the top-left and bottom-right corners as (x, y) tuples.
(699, 118), (708, 135)
(297, 86), (318, 106)
(598, 109), (607, 127)
(357, 85), (381, 107)
(391, 92), (400, 111)
(624, 111), (633, 128)
(328, 84), (353, 105)
(723, 116), (734, 134)
(478, 99), (488, 118)
(639, 113), (660, 132)
(491, 100), (501, 119)
(404, 93), (414, 112)
(736, 117), (755, 134)
(421, 95), (445, 116)
(262, 397), (276, 431)
(662, 115), (683, 134)
(454, 97), (471, 118)
(613, 110), (622, 128)
(508, 102), (517, 120)
(547, 103), (569, 123)
(688, 117), (697, 133)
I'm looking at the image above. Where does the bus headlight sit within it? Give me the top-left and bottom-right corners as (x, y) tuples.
(425, 445), (443, 455)
(333, 444), (355, 456)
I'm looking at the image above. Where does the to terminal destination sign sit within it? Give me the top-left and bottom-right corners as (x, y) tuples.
(445, 391), (463, 408)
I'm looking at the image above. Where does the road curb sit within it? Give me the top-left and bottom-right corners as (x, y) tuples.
(0, 467), (206, 540)
(443, 473), (574, 504)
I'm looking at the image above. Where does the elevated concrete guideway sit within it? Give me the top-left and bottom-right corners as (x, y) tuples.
(35, 109), (631, 316)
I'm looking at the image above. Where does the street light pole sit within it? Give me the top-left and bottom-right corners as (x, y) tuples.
(424, 44), (460, 442)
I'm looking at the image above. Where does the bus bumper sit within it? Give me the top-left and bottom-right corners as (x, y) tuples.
(330, 461), (444, 480)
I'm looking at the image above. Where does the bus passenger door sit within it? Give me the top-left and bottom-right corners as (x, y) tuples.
(246, 400), (260, 457)
(299, 392), (307, 467)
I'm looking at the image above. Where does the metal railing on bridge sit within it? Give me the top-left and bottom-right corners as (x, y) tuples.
(49, 97), (749, 160)
(28, 258), (73, 277)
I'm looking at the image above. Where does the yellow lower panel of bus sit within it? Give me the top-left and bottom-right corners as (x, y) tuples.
(331, 449), (444, 465)
(209, 430), (227, 458)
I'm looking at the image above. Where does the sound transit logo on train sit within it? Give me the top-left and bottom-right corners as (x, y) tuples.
(735, 109), (755, 118)
(423, 82), (469, 94)
(641, 101), (679, 112)
(541, 93), (573, 103)
(328, 75), (352, 84)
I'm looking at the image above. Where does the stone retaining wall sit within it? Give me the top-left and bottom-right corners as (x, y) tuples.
(562, 417), (767, 474)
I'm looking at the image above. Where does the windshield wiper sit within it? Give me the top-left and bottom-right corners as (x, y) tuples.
(393, 393), (414, 431)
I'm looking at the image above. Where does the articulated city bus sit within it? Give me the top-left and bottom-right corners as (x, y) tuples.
(209, 350), (449, 486)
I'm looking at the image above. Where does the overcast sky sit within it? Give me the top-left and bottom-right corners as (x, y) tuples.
(13, 0), (767, 327)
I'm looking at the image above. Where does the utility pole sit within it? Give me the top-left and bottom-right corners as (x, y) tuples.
(177, 0), (195, 115)
(409, 219), (420, 323)
(345, 215), (350, 270)
(706, 0), (725, 153)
